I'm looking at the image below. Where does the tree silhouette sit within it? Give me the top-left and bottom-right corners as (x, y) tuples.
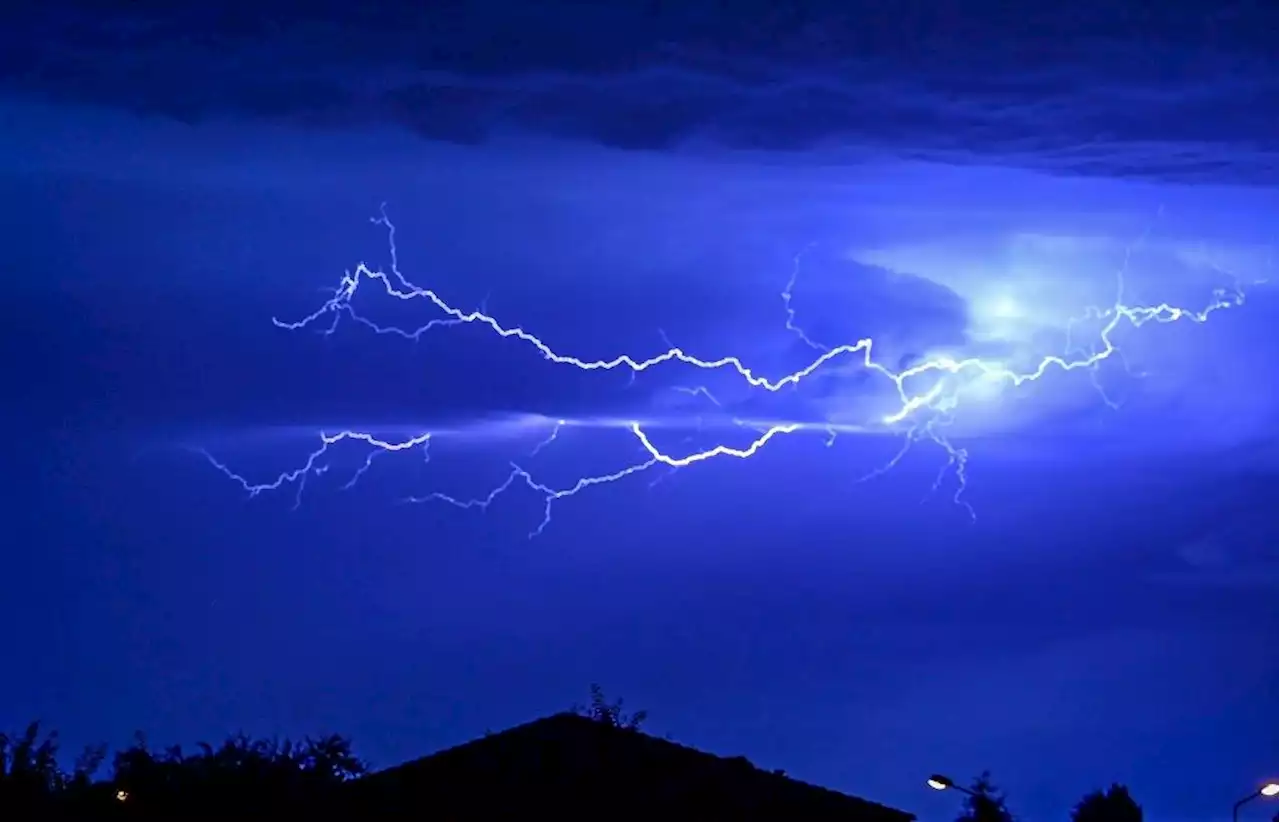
(0, 722), (62, 806)
(111, 731), (364, 813)
(955, 771), (1015, 822)
(1071, 783), (1143, 822)
(573, 684), (648, 730)
(0, 722), (106, 810)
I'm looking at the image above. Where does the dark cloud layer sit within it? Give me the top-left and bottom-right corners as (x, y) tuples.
(3, 0), (1275, 183)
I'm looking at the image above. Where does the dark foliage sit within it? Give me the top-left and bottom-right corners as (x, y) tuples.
(572, 683), (648, 730)
(1071, 784), (1143, 822)
(0, 722), (361, 819)
(954, 771), (1015, 822)
(112, 731), (364, 815)
(0, 722), (106, 811)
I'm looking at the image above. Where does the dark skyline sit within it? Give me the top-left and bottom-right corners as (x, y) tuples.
(3, 1), (1277, 819)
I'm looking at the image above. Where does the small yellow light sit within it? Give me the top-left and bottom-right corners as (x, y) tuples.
(116, 789), (128, 802)
(1260, 783), (1280, 797)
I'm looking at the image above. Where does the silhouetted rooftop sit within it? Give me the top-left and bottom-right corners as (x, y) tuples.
(349, 712), (915, 820)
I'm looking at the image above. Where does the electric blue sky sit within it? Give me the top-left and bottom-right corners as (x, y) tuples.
(3, 1), (1277, 819)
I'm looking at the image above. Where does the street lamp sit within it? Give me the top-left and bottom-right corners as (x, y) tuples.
(1232, 782), (1280, 821)
(927, 774), (976, 797)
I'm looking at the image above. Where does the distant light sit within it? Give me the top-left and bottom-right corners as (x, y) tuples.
(927, 774), (954, 791)
(115, 790), (129, 802)
(1261, 783), (1280, 797)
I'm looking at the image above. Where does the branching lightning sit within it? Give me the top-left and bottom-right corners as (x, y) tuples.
(203, 207), (1248, 535)
(202, 431), (433, 510)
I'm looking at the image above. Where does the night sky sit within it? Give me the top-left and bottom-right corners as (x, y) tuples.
(3, 1), (1277, 819)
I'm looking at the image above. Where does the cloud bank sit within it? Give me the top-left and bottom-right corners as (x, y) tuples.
(2, 0), (1275, 185)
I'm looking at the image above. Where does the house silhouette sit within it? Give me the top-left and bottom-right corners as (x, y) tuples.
(345, 712), (915, 820)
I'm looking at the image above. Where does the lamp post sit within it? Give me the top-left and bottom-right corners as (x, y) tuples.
(1232, 782), (1280, 822)
(927, 774), (976, 797)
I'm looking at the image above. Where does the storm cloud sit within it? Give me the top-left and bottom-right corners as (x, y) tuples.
(3, 0), (1275, 184)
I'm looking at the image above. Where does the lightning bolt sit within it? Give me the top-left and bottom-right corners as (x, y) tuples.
(202, 431), (433, 511)
(202, 207), (1248, 535)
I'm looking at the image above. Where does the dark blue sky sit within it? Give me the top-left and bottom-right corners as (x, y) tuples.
(3, 1), (1277, 819)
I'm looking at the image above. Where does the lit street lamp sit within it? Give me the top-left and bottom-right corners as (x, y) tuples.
(927, 774), (976, 797)
(1232, 782), (1280, 822)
